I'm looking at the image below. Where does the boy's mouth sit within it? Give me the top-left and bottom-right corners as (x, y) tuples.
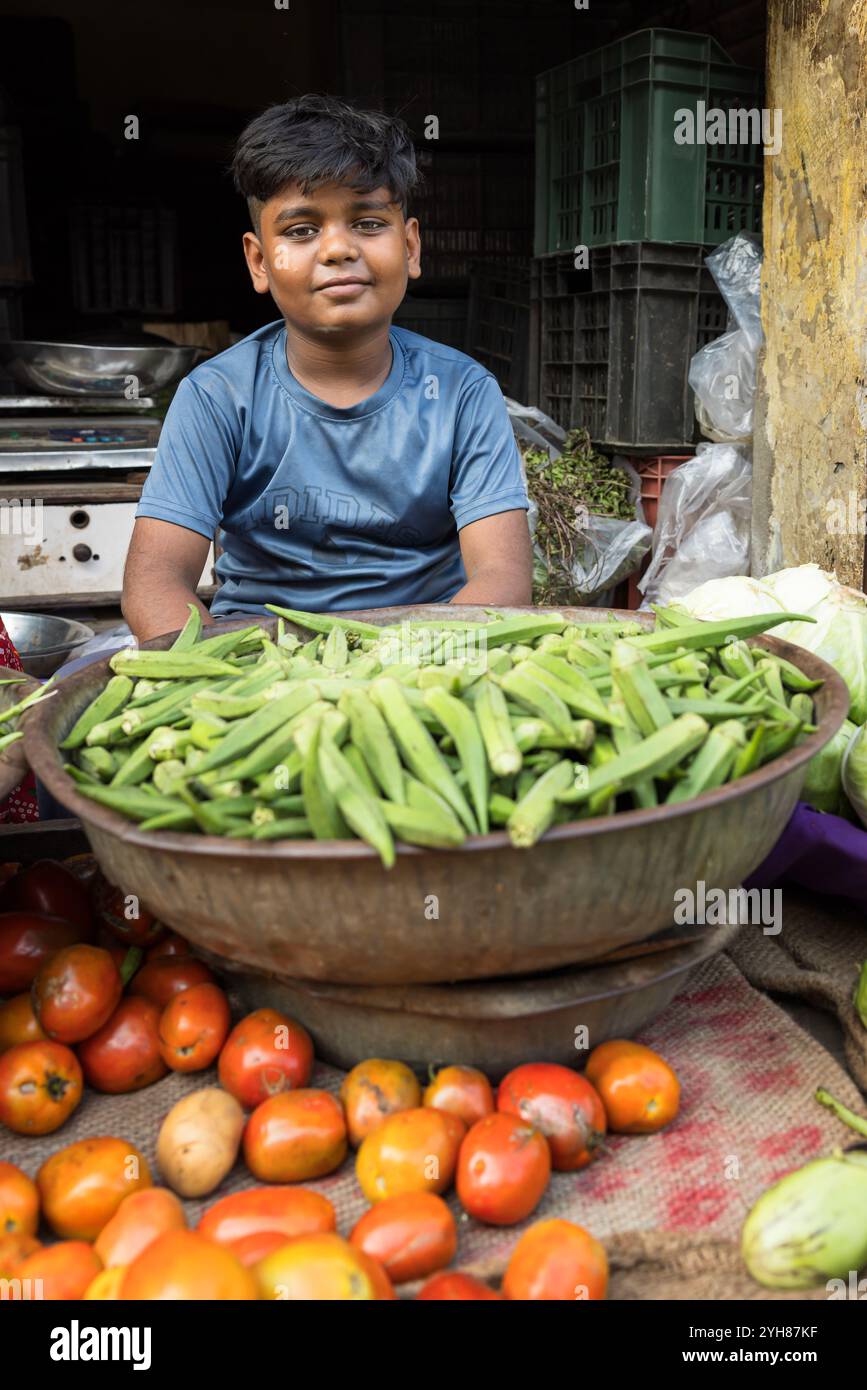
(314, 275), (372, 298)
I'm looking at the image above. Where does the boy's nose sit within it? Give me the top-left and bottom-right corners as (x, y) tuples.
(318, 227), (360, 262)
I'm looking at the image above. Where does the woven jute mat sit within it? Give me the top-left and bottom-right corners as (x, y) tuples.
(2, 915), (864, 1300)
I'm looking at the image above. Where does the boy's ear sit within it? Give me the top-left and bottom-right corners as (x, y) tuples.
(405, 215), (422, 282)
(242, 231), (271, 295)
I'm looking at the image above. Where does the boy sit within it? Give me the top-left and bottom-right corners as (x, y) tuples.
(123, 95), (532, 641)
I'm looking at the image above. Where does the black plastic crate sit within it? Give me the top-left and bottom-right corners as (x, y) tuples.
(466, 261), (530, 400)
(531, 243), (727, 446)
(393, 295), (468, 350)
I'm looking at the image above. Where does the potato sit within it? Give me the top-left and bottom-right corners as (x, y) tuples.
(157, 1087), (244, 1198)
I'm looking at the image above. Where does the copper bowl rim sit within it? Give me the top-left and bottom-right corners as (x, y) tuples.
(22, 606), (851, 861)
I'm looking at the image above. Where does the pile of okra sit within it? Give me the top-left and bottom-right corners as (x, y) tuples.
(61, 602), (819, 867)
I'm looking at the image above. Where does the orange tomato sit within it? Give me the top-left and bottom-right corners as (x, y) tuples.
(0, 1160), (39, 1237)
(585, 1039), (680, 1134)
(0, 1039), (83, 1135)
(456, 1113), (551, 1226)
(254, 1232), (394, 1300)
(339, 1058), (422, 1148)
(0, 993), (46, 1052)
(356, 1107), (465, 1204)
(497, 1062), (607, 1171)
(78, 996), (167, 1093)
(158, 982), (231, 1072)
(32, 944), (122, 1044)
(95, 1187), (187, 1268)
(84, 1265), (127, 1299)
(129, 956), (215, 1008)
(121, 1229), (258, 1300)
(243, 1090), (347, 1182)
(503, 1219), (609, 1301)
(417, 1271), (503, 1300)
(350, 1192), (457, 1284)
(226, 1231), (290, 1267)
(13, 1240), (101, 1300)
(218, 1008), (313, 1109)
(198, 1186), (335, 1247)
(37, 1136), (152, 1240)
(0, 1231), (41, 1278)
(423, 1064), (494, 1129)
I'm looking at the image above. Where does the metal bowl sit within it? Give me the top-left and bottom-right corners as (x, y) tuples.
(0, 663), (39, 800)
(0, 340), (197, 397)
(2, 612), (94, 678)
(22, 606), (850, 986)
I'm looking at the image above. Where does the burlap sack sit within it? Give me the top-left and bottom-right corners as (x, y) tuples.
(2, 942), (863, 1299)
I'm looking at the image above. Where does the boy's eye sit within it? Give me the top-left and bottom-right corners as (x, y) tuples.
(282, 224), (318, 239)
(354, 219), (387, 231)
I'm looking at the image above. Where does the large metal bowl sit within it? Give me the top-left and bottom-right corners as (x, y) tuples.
(0, 340), (197, 397)
(2, 612), (94, 678)
(22, 606), (849, 985)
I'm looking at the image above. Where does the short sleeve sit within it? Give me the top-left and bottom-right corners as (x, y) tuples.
(135, 376), (239, 541)
(449, 374), (529, 531)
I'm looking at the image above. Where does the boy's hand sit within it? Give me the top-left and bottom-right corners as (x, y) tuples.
(122, 518), (215, 643)
(450, 510), (533, 607)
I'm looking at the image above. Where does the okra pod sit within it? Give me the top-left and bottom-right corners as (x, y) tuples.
(608, 696), (657, 809)
(610, 642), (673, 736)
(321, 625), (349, 670)
(556, 714), (710, 805)
(265, 604), (383, 638)
(251, 817), (313, 840)
(170, 603), (203, 650)
(194, 686), (320, 773)
(295, 719), (349, 841)
(76, 746), (118, 782)
(370, 678), (477, 834)
(473, 678), (522, 776)
(665, 720), (747, 804)
(625, 612), (814, 655)
(337, 688), (405, 803)
(500, 666), (573, 738)
(109, 734), (167, 788)
(488, 792), (517, 825)
(380, 800), (466, 849)
(109, 650), (240, 679)
(526, 651), (622, 725)
(60, 675), (134, 750)
(342, 742), (379, 798)
(422, 686), (489, 833)
(507, 759), (575, 848)
(318, 731), (395, 867)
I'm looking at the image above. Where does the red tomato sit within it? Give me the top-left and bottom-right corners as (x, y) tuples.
(503, 1219), (609, 1300)
(94, 1188), (187, 1268)
(158, 982), (231, 1072)
(129, 956), (215, 1008)
(198, 1187), (335, 1247)
(218, 1008), (313, 1109)
(37, 1136), (152, 1240)
(350, 1192), (457, 1284)
(91, 873), (165, 948)
(226, 1231), (289, 1267)
(0, 912), (82, 994)
(417, 1271), (503, 1300)
(423, 1065), (495, 1129)
(0, 1040), (83, 1135)
(32, 944), (122, 1044)
(497, 1062), (607, 1171)
(244, 1090), (347, 1183)
(0, 1160), (39, 1236)
(145, 933), (190, 960)
(456, 1113), (551, 1226)
(13, 1240), (101, 1299)
(1, 860), (94, 938)
(120, 1229), (258, 1300)
(0, 993), (46, 1052)
(356, 1108), (465, 1203)
(77, 997), (167, 1093)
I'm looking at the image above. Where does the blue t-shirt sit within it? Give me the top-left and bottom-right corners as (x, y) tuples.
(135, 320), (529, 617)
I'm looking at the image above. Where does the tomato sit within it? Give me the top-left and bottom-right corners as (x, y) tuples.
(226, 1231), (289, 1267)
(84, 1265), (126, 1299)
(356, 1107), (465, 1204)
(456, 1113), (551, 1226)
(503, 1219), (609, 1301)
(32, 944), (122, 1044)
(120, 1229), (258, 1300)
(0, 861), (20, 888)
(158, 982), (230, 1072)
(1, 860), (94, 938)
(423, 1065), (495, 1129)
(0, 1231), (41, 1277)
(350, 1192), (457, 1284)
(0, 1160), (39, 1236)
(0, 993), (45, 1052)
(91, 873), (165, 948)
(417, 1272), (503, 1300)
(129, 955), (215, 1008)
(78, 997), (167, 1093)
(254, 1232), (394, 1300)
(198, 1186), (335, 1247)
(14, 1240), (102, 1299)
(0, 912), (82, 994)
(339, 1058), (422, 1148)
(243, 1090), (347, 1183)
(37, 1136), (152, 1240)
(218, 1008), (313, 1109)
(497, 1062), (607, 1171)
(584, 1040), (680, 1134)
(95, 1187), (187, 1268)
(146, 932), (190, 960)
(0, 1040), (83, 1135)
(61, 853), (100, 886)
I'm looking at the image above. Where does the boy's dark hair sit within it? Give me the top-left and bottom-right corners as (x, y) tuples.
(232, 94), (419, 230)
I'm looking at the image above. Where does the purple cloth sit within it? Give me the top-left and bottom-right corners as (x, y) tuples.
(744, 801), (867, 908)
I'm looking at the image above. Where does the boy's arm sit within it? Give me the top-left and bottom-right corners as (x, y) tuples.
(450, 510), (533, 605)
(122, 518), (214, 642)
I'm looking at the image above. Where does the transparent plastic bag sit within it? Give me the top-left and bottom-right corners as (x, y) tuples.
(639, 444), (753, 606)
(689, 233), (763, 444)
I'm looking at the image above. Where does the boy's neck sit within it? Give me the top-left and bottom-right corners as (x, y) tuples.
(283, 322), (393, 408)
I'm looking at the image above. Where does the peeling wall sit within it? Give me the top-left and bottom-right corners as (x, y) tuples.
(753, 0), (867, 587)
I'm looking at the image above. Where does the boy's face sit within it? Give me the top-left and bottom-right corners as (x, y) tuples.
(242, 181), (421, 336)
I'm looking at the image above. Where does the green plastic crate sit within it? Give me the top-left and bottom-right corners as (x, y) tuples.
(535, 29), (763, 255)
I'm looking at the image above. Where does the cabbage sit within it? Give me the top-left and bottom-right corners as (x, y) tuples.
(780, 591), (867, 724)
(673, 575), (783, 622)
(842, 723), (867, 827)
(762, 563), (842, 616)
(802, 718), (856, 817)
